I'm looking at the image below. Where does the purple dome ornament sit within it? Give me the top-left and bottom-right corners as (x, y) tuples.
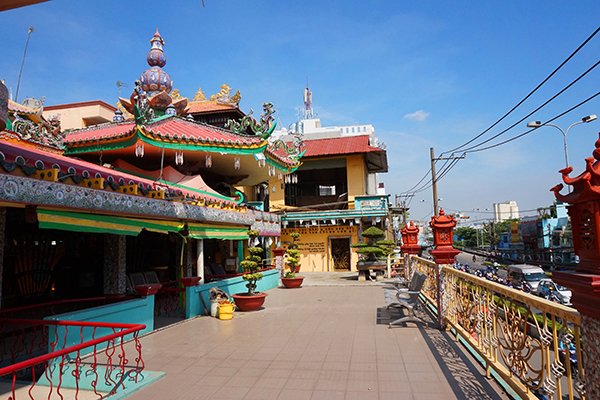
(139, 29), (172, 96)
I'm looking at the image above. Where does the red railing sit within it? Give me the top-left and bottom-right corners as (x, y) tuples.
(0, 318), (145, 400)
(0, 296), (135, 320)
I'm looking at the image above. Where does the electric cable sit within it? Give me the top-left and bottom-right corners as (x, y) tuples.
(442, 26), (600, 156)
(460, 59), (600, 153)
(464, 90), (600, 154)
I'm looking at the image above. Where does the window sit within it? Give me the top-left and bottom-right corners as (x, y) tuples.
(318, 185), (336, 196)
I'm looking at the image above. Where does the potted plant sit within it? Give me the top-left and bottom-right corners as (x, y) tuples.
(352, 226), (393, 281)
(281, 232), (304, 288)
(232, 230), (267, 311)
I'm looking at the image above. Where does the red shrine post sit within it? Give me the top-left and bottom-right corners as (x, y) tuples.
(429, 209), (460, 265)
(401, 221), (421, 255)
(551, 133), (600, 399)
(429, 209), (460, 329)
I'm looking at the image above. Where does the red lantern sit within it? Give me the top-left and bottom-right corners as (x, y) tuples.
(429, 209), (460, 264)
(401, 221), (421, 255)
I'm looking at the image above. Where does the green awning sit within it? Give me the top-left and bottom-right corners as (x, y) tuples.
(37, 208), (184, 236)
(187, 222), (249, 240)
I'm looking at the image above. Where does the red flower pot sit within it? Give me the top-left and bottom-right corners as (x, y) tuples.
(232, 292), (268, 311)
(281, 276), (304, 288)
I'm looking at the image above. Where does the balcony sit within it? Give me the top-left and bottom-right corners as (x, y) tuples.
(1, 260), (583, 399)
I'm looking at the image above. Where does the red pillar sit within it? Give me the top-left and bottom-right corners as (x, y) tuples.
(429, 209), (460, 329)
(551, 132), (600, 399)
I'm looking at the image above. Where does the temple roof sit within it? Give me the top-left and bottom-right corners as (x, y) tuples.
(64, 120), (137, 145)
(301, 135), (384, 157)
(64, 116), (264, 150)
(186, 100), (239, 114)
(0, 135), (239, 205)
(272, 135), (387, 173)
(63, 116), (300, 171)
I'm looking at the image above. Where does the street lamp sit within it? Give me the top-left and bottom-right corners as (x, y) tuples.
(527, 114), (597, 169)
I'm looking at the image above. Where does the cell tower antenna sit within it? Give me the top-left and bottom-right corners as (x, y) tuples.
(15, 26), (34, 103)
(116, 80), (128, 98)
(303, 84), (313, 120)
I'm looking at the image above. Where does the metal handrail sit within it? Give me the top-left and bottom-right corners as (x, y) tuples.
(0, 318), (145, 377)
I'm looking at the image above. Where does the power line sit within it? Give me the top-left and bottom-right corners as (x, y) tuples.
(442, 26), (600, 156)
(464, 90), (600, 154)
(460, 58), (600, 153)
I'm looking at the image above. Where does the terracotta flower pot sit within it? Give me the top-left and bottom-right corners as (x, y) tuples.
(232, 292), (268, 311)
(281, 276), (304, 288)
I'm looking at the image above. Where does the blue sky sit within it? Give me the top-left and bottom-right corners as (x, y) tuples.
(1, 1), (599, 223)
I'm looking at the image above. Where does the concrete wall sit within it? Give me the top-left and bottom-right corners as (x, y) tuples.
(187, 268), (279, 317)
(268, 176), (285, 209)
(346, 154), (366, 206)
(281, 225), (360, 272)
(45, 295), (156, 354)
(43, 102), (115, 130)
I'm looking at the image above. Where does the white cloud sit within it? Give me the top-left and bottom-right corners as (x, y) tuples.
(403, 110), (430, 122)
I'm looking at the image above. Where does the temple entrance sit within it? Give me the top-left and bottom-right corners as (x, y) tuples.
(330, 238), (351, 271)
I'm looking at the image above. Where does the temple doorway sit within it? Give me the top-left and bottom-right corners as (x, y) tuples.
(330, 237), (351, 271)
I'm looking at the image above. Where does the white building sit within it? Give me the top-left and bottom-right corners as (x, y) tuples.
(493, 201), (519, 222)
(274, 87), (386, 195)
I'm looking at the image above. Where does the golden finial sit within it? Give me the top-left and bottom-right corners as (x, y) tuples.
(170, 88), (183, 100)
(230, 90), (242, 105)
(210, 83), (231, 102)
(193, 87), (207, 101)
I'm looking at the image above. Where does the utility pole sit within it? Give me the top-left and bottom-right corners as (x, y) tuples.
(430, 147), (439, 217)
(429, 148), (466, 218)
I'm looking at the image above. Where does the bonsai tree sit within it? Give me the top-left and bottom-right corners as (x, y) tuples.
(240, 230), (264, 295)
(285, 232), (301, 277)
(352, 226), (392, 263)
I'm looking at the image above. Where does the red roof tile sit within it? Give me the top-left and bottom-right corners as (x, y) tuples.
(186, 101), (237, 114)
(64, 121), (136, 144)
(64, 117), (264, 148)
(143, 117), (263, 147)
(302, 135), (383, 157)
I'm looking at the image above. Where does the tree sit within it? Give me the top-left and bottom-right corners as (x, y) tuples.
(455, 227), (478, 248)
(352, 226), (392, 262)
(240, 230), (263, 294)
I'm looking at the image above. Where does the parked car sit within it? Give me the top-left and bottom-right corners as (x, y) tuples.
(536, 279), (572, 305)
(506, 264), (547, 292)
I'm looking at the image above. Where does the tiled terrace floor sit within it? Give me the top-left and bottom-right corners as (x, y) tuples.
(128, 272), (510, 400)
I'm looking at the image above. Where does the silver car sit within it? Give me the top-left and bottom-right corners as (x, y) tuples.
(536, 279), (572, 305)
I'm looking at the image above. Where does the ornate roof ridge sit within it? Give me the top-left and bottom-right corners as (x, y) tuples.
(145, 115), (266, 140)
(551, 132), (600, 203)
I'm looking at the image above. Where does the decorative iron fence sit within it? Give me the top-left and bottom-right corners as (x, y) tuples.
(405, 255), (585, 400)
(0, 318), (145, 399)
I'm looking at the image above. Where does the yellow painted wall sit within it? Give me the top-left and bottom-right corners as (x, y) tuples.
(43, 104), (115, 130)
(236, 185), (255, 201)
(346, 154), (366, 207)
(281, 225), (360, 272)
(268, 177), (285, 210)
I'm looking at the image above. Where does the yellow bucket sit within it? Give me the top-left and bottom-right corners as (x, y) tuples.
(217, 303), (235, 320)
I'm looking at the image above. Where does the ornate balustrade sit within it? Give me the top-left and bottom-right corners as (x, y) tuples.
(0, 318), (145, 399)
(405, 254), (585, 400)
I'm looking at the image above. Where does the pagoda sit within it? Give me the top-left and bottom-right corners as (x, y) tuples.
(0, 30), (303, 321)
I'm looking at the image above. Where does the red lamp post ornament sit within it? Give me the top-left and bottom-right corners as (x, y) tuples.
(401, 221), (421, 255)
(550, 132), (600, 399)
(551, 133), (600, 318)
(429, 209), (460, 265)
